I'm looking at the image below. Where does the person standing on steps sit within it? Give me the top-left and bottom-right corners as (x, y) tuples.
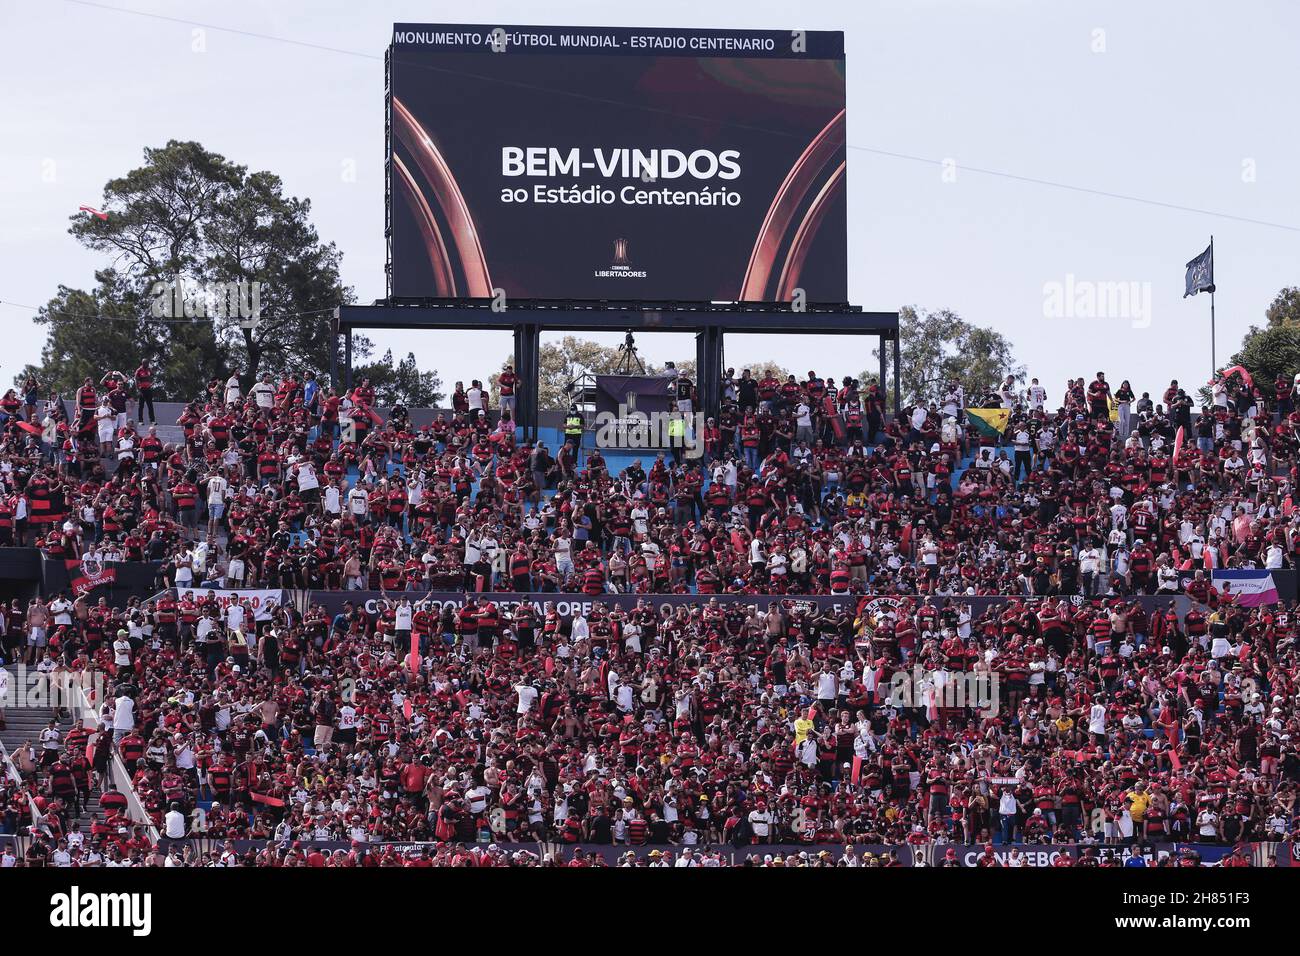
(134, 359), (156, 424)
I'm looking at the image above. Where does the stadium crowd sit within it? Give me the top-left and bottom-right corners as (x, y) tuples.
(2, 363), (1296, 600)
(1, 360), (1299, 865)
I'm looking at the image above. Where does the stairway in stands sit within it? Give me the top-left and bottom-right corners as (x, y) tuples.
(0, 664), (102, 836)
(130, 420), (186, 444)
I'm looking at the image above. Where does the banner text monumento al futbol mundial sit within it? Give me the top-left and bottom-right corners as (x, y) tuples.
(388, 24), (847, 301)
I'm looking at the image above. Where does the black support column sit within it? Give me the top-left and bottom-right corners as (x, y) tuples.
(344, 329), (353, 392)
(514, 322), (541, 441)
(695, 326), (724, 418)
(892, 332), (901, 417)
(329, 311), (339, 390)
(877, 333), (887, 400)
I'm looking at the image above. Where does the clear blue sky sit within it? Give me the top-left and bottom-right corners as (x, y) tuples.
(2, 0), (1297, 401)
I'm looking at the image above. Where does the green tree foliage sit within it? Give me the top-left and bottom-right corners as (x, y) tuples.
(1218, 288), (1300, 395)
(1265, 286), (1300, 328)
(867, 305), (1024, 407)
(353, 350), (444, 407)
(1227, 324), (1300, 386)
(22, 140), (365, 398)
(17, 277), (226, 403)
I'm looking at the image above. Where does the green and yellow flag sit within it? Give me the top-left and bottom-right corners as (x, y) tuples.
(965, 408), (1010, 439)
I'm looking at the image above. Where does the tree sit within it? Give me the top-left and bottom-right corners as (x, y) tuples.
(1218, 288), (1300, 396)
(19, 275), (227, 402)
(490, 337), (660, 408)
(737, 360), (792, 381)
(352, 350), (444, 407)
(24, 139), (363, 399)
(867, 306), (1024, 407)
(1226, 325), (1300, 387)
(1265, 286), (1300, 328)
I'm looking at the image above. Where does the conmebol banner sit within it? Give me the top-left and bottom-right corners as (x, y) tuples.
(388, 24), (847, 302)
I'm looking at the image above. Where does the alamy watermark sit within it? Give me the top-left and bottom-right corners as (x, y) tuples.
(150, 278), (263, 330)
(886, 666), (1000, 717)
(1042, 274), (1151, 329)
(593, 405), (706, 460)
(0, 666), (109, 712)
(50, 887), (151, 936)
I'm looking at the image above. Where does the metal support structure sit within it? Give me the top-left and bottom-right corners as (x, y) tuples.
(695, 326), (724, 417)
(344, 330), (353, 392)
(892, 332), (902, 417)
(512, 322), (541, 441)
(877, 333), (887, 406)
(329, 318), (338, 390)
(334, 300), (899, 424)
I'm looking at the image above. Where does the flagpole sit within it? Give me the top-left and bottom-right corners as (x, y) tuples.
(1209, 235), (1216, 377)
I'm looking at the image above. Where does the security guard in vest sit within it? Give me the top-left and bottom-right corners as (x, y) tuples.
(667, 402), (686, 464)
(564, 404), (584, 465)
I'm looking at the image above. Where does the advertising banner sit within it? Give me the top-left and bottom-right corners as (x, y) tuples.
(6, 837), (1256, 868)
(175, 588), (286, 622)
(389, 24), (847, 302)
(307, 590), (1191, 622)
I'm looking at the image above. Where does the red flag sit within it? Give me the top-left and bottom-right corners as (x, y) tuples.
(15, 421), (43, 436)
(78, 203), (108, 220)
(65, 558), (115, 596)
(404, 632), (419, 720)
(1219, 365), (1254, 390)
(851, 756), (862, 785)
(1168, 749), (1182, 771)
(251, 792), (285, 807)
(1172, 426), (1184, 465)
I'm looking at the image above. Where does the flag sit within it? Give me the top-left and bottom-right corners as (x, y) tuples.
(964, 407), (1009, 439)
(77, 204), (108, 220)
(851, 756), (862, 786)
(1184, 242), (1215, 297)
(65, 558), (115, 596)
(1107, 396), (1119, 423)
(1219, 365), (1253, 389)
(1211, 569), (1279, 607)
(407, 633), (420, 677)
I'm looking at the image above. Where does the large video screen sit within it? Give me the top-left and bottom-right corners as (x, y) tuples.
(388, 24), (846, 302)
